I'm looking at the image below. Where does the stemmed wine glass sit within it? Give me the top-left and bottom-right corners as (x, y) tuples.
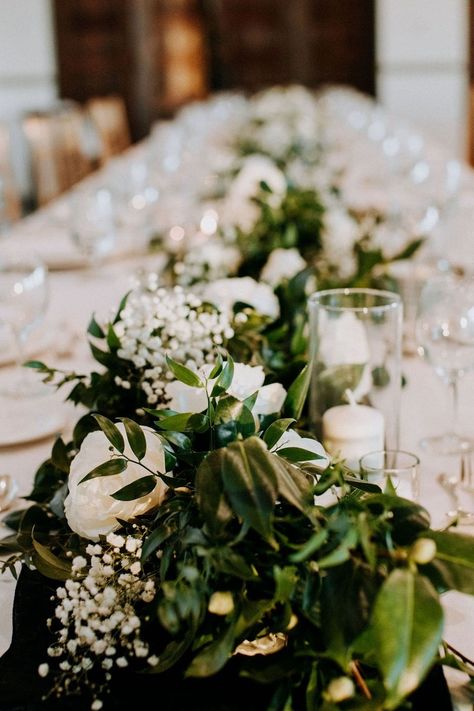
(416, 274), (474, 454)
(70, 187), (117, 273)
(0, 251), (48, 397)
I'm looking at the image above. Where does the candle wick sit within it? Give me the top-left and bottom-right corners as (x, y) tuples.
(344, 388), (358, 407)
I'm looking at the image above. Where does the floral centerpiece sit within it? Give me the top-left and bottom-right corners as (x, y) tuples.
(1, 85), (472, 711)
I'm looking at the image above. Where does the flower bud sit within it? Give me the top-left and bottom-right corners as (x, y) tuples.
(208, 591), (234, 616)
(326, 676), (355, 703)
(410, 538), (437, 565)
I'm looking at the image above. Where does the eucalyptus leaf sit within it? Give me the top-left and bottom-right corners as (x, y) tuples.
(119, 417), (147, 460)
(79, 458), (128, 484)
(166, 355), (203, 387)
(92, 414), (124, 453)
(111, 475), (157, 501)
(263, 418), (296, 450)
(284, 363), (311, 420)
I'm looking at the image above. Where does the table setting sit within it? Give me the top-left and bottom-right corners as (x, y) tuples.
(0, 84), (473, 711)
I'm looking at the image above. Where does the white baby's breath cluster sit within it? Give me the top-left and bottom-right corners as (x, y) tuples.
(40, 532), (157, 708)
(113, 280), (234, 405)
(173, 238), (241, 286)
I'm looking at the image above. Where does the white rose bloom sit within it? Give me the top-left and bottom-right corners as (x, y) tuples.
(321, 207), (359, 279)
(254, 382), (287, 415)
(229, 155), (286, 208)
(65, 424), (168, 541)
(271, 429), (330, 470)
(164, 362), (286, 416)
(260, 248), (307, 287)
(201, 277), (280, 320)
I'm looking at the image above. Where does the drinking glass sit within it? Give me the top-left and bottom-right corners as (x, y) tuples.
(415, 274), (474, 454)
(308, 288), (403, 470)
(0, 251), (48, 396)
(359, 449), (420, 501)
(70, 188), (117, 271)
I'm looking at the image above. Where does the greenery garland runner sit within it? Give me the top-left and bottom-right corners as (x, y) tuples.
(0, 85), (473, 710)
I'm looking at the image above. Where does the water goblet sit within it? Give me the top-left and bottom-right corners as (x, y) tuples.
(70, 187), (117, 273)
(359, 449), (420, 501)
(0, 251), (48, 397)
(415, 274), (474, 454)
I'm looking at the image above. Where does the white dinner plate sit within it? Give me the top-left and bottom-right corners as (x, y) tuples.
(0, 393), (72, 448)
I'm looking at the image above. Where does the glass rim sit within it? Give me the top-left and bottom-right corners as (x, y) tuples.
(359, 449), (420, 473)
(308, 288), (401, 314)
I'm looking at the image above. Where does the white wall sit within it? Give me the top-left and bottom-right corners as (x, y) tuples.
(0, 0), (58, 194)
(376, 0), (469, 157)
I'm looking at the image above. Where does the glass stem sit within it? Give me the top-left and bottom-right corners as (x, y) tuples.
(448, 375), (459, 436)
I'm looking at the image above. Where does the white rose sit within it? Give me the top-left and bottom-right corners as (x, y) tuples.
(260, 248), (307, 287)
(65, 424), (168, 541)
(165, 362), (286, 416)
(229, 154), (286, 207)
(201, 277), (280, 320)
(321, 207), (359, 278)
(271, 429), (330, 470)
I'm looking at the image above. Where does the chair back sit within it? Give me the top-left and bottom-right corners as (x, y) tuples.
(23, 103), (92, 206)
(0, 123), (21, 223)
(86, 95), (131, 164)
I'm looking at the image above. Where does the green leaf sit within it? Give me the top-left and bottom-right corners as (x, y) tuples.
(372, 569), (444, 708)
(106, 323), (121, 351)
(273, 457), (312, 512)
(119, 417), (147, 460)
(32, 536), (72, 581)
(316, 363), (365, 411)
(166, 355), (203, 387)
(263, 419), (296, 450)
(284, 364), (311, 420)
(87, 314), (105, 338)
(212, 355), (234, 395)
(276, 446), (324, 463)
(220, 437), (278, 543)
(214, 396), (246, 424)
(317, 527), (358, 569)
(186, 623), (237, 677)
(51, 437), (70, 474)
(196, 450), (233, 537)
(156, 412), (208, 432)
(111, 475), (157, 501)
(208, 354), (224, 379)
(93, 414), (124, 453)
(425, 530), (474, 595)
(141, 523), (177, 562)
(112, 290), (130, 324)
(79, 458), (127, 484)
(289, 529), (328, 563)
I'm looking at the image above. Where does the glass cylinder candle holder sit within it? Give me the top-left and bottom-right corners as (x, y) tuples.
(308, 288), (403, 470)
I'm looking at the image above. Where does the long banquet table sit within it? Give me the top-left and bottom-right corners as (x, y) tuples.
(0, 95), (473, 707)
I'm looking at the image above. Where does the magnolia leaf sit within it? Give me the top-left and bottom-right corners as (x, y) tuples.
(166, 355), (203, 388)
(79, 458), (128, 484)
(93, 414), (124, 453)
(119, 417), (147, 460)
(263, 418), (296, 450)
(111, 475), (156, 501)
(220, 437), (278, 543)
(284, 364), (311, 420)
(276, 446), (324, 463)
(32, 537), (72, 581)
(372, 569), (443, 708)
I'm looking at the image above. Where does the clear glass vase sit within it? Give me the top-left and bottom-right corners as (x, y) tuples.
(308, 288), (403, 470)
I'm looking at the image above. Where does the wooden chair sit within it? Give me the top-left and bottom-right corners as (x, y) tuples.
(0, 123), (22, 223)
(23, 103), (92, 207)
(86, 95), (131, 165)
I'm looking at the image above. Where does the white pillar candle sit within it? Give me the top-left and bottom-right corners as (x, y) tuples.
(322, 403), (385, 470)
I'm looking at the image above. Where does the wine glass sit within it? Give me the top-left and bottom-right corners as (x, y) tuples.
(416, 274), (474, 454)
(0, 252), (48, 396)
(70, 187), (117, 272)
